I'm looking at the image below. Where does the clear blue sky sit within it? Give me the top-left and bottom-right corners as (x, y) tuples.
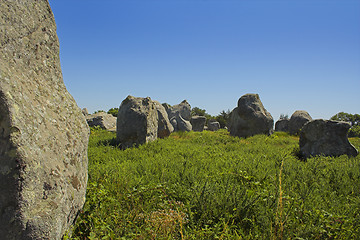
(49, 0), (360, 120)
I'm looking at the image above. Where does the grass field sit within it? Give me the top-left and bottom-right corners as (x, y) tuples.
(66, 128), (360, 239)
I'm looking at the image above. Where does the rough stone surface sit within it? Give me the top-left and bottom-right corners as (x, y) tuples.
(228, 94), (274, 138)
(176, 113), (192, 132)
(208, 121), (221, 131)
(275, 119), (289, 132)
(170, 117), (178, 132)
(299, 120), (358, 158)
(82, 108), (89, 116)
(166, 100), (191, 121)
(117, 96), (158, 148)
(288, 110), (312, 135)
(154, 101), (174, 138)
(86, 112), (116, 130)
(190, 116), (206, 132)
(0, 1), (89, 239)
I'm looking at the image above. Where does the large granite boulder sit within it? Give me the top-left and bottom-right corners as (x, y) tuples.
(175, 112), (192, 132)
(154, 101), (174, 138)
(86, 112), (116, 130)
(0, 1), (89, 239)
(208, 121), (221, 131)
(228, 94), (274, 138)
(166, 100), (191, 121)
(288, 110), (312, 135)
(299, 120), (358, 158)
(117, 96), (158, 148)
(275, 119), (289, 132)
(190, 116), (206, 132)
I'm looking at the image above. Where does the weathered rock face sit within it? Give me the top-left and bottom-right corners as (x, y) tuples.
(82, 108), (89, 116)
(275, 119), (289, 132)
(190, 116), (206, 132)
(117, 96), (158, 148)
(86, 112), (116, 130)
(288, 110), (312, 135)
(0, 1), (89, 239)
(208, 121), (221, 131)
(175, 113), (192, 132)
(166, 100), (191, 121)
(228, 94), (273, 138)
(154, 101), (174, 138)
(299, 120), (358, 158)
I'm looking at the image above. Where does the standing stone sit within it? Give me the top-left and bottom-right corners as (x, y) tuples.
(117, 96), (158, 148)
(154, 101), (174, 138)
(176, 112), (192, 132)
(0, 1), (89, 239)
(228, 94), (274, 138)
(288, 110), (312, 135)
(82, 108), (89, 116)
(190, 116), (206, 132)
(170, 117), (178, 132)
(86, 112), (116, 130)
(166, 100), (192, 121)
(208, 121), (221, 131)
(299, 120), (358, 158)
(275, 119), (289, 132)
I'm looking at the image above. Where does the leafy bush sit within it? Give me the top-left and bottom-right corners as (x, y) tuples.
(331, 112), (360, 127)
(107, 107), (118, 117)
(68, 129), (360, 239)
(215, 109), (231, 128)
(349, 125), (360, 138)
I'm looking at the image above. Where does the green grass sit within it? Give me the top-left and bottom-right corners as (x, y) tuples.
(66, 128), (360, 239)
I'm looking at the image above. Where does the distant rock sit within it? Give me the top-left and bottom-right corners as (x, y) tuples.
(0, 1), (89, 238)
(275, 119), (289, 132)
(299, 120), (358, 158)
(86, 112), (116, 130)
(154, 101), (174, 138)
(82, 108), (89, 116)
(165, 100), (193, 131)
(170, 117), (178, 132)
(176, 112), (192, 132)
(288, 110), (312, 135)
(166, 100), (192, 121)
(117, 96), (158, 148)
(208, 119), (221, 131)
(228, 94), (274, 138)
(190, 116), (206, 132)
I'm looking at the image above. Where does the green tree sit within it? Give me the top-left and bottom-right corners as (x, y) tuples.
(191, 107), (206, 116)
(331, 112), (360, 137)
(107, 108), (119, 117)
(331, 112), (360, 126)
(215, 110), (231, 128)
(279, 114), (289, 120)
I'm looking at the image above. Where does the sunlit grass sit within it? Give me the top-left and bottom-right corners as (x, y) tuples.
(67, 128), (360, 239)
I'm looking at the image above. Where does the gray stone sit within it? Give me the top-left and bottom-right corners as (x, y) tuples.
(0, 1), (89, 239)
(117, 96), (158, 148)
(228, 94), (274, 138)
(86, 112), (116, 130)
(190, 116), (206, 132)
(288, 110), (312, 135)
(208, 121), (221, 131)
(166, 100), (191, 121)
(170, 117), (178, 132)
(275, 119), (289, 132)
(82, 108), (89, 116)
(154, 101), (174, 138)
(299, 119), (358, 158)
(176, 113), (192, 132)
